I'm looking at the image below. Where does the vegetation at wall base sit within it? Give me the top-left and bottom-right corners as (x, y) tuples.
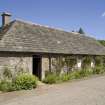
(93, 66), (105, 74)
(0, 72), (38, 92)
(43, 66), (105, 84)
(43, 73), (58, 84)
(0, 80), (15, 92)
(14, 73), (38, 90)
(44, 55), (105, 84)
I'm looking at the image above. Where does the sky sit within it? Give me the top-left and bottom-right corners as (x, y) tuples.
(0, 0), (105, 39)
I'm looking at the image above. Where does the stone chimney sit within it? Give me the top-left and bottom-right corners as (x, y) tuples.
(1, 12), (11, 27)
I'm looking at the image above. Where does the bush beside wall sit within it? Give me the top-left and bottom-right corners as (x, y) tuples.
(0, 80), (15, 92)
(43, 73), (58, 84)
(43, 66), (105, 84)
(14, 73), (38, 90)
(0, 67), (38, 92)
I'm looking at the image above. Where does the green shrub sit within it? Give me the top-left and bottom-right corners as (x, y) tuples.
(14, 73), (38, 90)
(85, 69), (93, 76)
(58, 69), (94, 82)
(95, 56), (103, 67)
(59, 71), (79, 82)
(60, 73), (71, 82)
(43, 69), (94, 84)
(78, 69), (92, 77)
(82, 56), (91, 69)
(0, 80), (15, 92)
(73, 71), (82, 79)
(43, 73), (58, 84)
(93, 66), (105, 74)
(0, 73), (38, 92)
(43, 66), (105, 85)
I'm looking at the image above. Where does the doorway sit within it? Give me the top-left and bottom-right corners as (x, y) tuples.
(33, 55), (42, 80)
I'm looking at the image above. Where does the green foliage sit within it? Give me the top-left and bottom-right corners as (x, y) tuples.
(79, 69), (93, 77)
(95, 56), (103, 66)
(60, 74), (69, 81)
(65, 56), (77, 71)
(51, 57), (65, 74)
(73, 71), (82, 79)
(78, 28), (85, 34)
(97, 40), (105, 67)
(51, 56), (77, 74)
(0, 80), (15, 92)
(60, 73), (73, 82)
(0, 65), (38, 92)
(43, 70), (85, 84)
(43, 69), (95, 84)
(43, 73), (58, 84)
(14, 73), (38, 90)
(82, 56), (92, 69)
(60, 71), (81, 80)
(93, 66), (105, 74)
(0, 73), (38, 92)
(3, 66), (12, 79)
(98, 40), (105, 46)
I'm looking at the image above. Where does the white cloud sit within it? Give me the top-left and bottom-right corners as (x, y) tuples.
(102, 12), (105, 17)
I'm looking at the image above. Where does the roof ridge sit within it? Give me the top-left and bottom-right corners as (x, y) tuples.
(1, 19), (96, 42)
(15, 19), (78, 34)
(14, 19), (98, 42)
(15, 19), (92, 39)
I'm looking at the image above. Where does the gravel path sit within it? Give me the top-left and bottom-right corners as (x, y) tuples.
(0, 75), (105, 105)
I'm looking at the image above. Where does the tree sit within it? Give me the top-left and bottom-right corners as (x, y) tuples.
(98, 40), (105, 67)
(98, 40), (105, 46)
(78, 28), (85, 34)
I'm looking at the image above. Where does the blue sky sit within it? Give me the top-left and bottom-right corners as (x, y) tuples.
(0, 0), (105, 39)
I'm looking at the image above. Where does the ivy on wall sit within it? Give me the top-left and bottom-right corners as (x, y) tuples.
(94, 56), (104, 67)
(50, 54), (105, 75)
(82, 56), (92, 69)
(51, 56), (77, 74)
(65, 56), (77, 71)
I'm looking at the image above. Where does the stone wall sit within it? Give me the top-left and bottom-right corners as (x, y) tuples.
(41, 56), (49, 79)
(50, 56), (77, 73)
(0, 52), (97, 80)
(0, 52), (32, 77)
(42, 55), (96, 78)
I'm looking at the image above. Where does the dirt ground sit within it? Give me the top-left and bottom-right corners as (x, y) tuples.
(0, 75), (105, 105)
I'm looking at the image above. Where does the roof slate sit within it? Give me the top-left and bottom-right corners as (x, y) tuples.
(0, 20), (105, 55)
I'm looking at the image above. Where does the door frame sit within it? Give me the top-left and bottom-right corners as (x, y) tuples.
(32, 55), (42, 80)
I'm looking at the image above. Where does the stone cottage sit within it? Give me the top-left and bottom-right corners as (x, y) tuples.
(0, 12), (105, 80)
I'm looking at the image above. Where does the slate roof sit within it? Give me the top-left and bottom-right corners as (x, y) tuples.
(0, 20), (105, 55)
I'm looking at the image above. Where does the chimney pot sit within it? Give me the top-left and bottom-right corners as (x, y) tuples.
(1, 12), (11, 26)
